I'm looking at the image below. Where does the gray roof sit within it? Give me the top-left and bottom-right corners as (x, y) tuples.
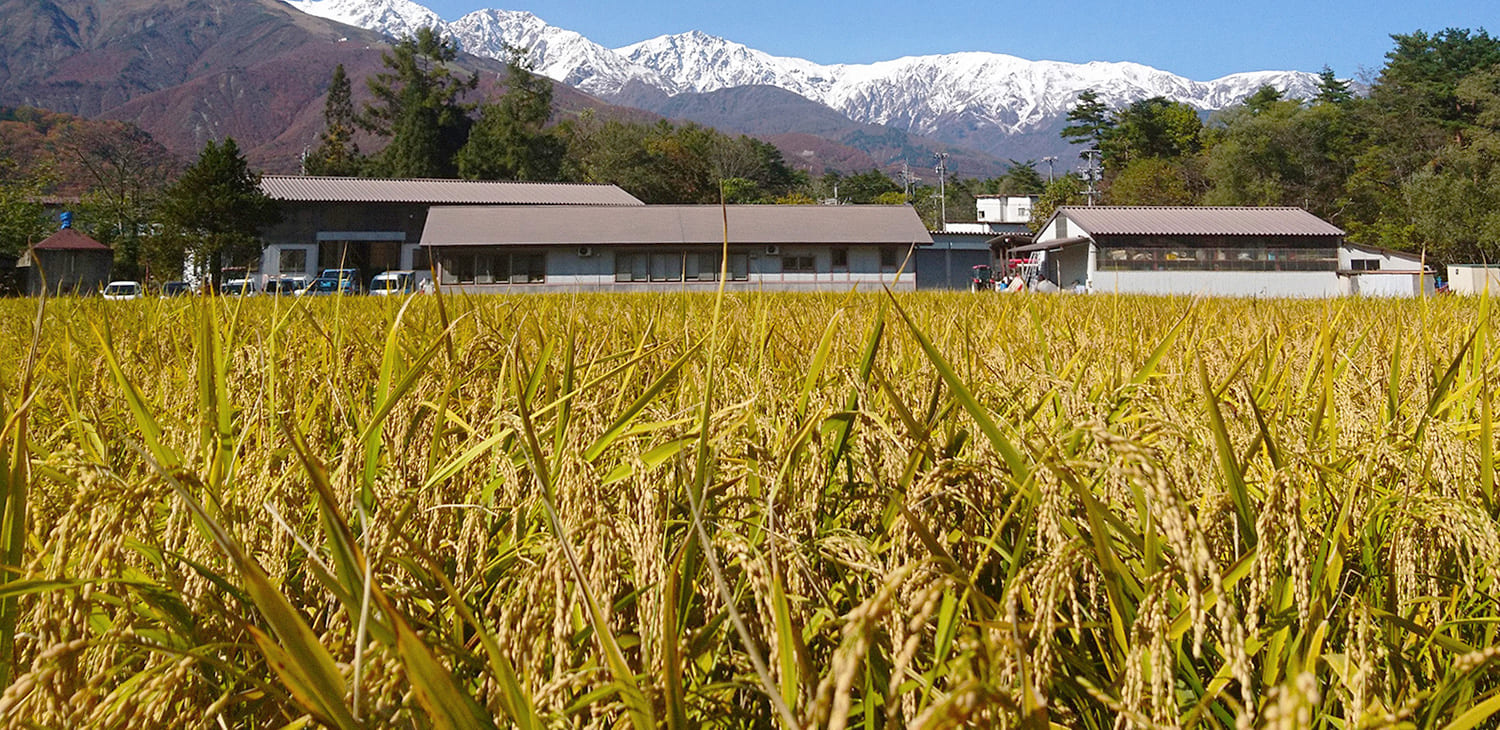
(1056, 206), (1344, 237)
(260, 176), (644, 206)
(422, 205), (935, 247)
(1008, 236), (1089, 255)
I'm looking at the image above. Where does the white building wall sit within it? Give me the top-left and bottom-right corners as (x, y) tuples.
(976, 196), (1037, 224)
(1339, 245), (1428, 271)
(1448, 266), (1500, 295)
(1093, 271), (1342, 298)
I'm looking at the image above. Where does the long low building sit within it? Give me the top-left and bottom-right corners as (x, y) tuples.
(420, 204), (931, 292)
(255, 176), (644, 281)
(1017, 206), (1434, 297)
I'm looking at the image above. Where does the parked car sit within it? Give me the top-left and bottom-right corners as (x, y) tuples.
(102, 281), (142, 300)
(264, 276), (309, 295)
(299, 268), (362, 296)
(370, 270), (418, 296)
(219, 278), (259, 296)
(159, 281), (192, 297)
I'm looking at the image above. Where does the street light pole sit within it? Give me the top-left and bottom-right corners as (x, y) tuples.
(1042, 156), (1057, 183)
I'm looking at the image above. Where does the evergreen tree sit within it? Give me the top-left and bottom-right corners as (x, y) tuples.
(1061, 89), (1112, 155)
(155, 139), (279, 287)
(361, 28), (477, 178)
(999, 160), (1045, 194)
(1102, 97), (1203, 163)
(457, 50), (565, 181)
(305, 64), (363, 176)
(1314, 66), (1354, 105)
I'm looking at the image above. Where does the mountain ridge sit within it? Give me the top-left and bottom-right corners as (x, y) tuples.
(285, 0), (1325, 162)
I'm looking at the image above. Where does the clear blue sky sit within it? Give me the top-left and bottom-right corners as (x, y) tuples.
(417, 0), (1494, 80)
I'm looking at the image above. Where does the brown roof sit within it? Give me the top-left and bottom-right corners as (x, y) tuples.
(1056, 206), (1344, 237)
(33, 229), (111, 251)
(422, 205), (935, 247)
(260, 176), (645, 206)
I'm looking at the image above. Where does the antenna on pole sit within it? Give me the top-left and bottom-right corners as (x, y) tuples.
(899, 161), (921, 204)
(1042, 156), (1058, 183)
(1080, 149), (1102, 206)
(933, 152), (950, 228)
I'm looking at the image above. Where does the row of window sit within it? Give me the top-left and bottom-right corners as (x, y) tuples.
(430, 248), (907, 285)
(1098, 248), (1340, 272)
(438, 252), (547, 285)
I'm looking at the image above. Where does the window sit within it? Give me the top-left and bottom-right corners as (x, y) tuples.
(278, 248), (307, 275)
(615, 251), (750, 283)
(831, 248), (849, 270)
(650, 252), (684, 281)
(616, 252), (649, 282)
(1097, 247), (1338, 272)
(880, 247), (900, 271)
(1349, 258), (1380, 271)
(782, 255), (816, 273)
(441, 251), (545, 284)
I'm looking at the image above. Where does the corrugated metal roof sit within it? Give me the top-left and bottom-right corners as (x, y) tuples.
(33, 229), (110, 251)
(422, 205), (935, 247)
(1008, 236), (1089, 255)
(259, 176), (645, 206)
(1057, 206), (1344, 237)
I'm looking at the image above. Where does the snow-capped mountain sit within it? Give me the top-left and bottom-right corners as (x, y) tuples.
(284, 0), (445, 43)
(284, 0), (1323, 158)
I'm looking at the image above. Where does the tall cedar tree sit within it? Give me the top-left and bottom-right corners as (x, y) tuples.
(457, 51), (565, 181)
(1061, 89), (1111, 156)
(155, 139), (279, 287)
(305, 64), (363, 176)
(361, 28), (477, 178)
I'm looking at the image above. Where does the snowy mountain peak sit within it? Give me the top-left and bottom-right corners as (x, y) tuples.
(282, 0), (1325, 159)
(286, 0), (444, 40)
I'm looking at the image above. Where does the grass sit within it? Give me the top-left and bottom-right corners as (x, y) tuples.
(0, 290), (1497, 728)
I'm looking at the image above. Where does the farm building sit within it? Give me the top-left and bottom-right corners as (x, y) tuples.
(19, 228), (113, 295)
(419, 204), (931, 292)
(1446, 265), (1500, 295)
(255, 176), (643, 282)
(1017, 206), (1433, 297)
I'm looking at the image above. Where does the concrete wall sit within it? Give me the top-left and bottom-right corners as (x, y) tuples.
(1343, 272), (1434, 297)
(1449, 266), (1500, 295)
(1092, 270), (1342, 298)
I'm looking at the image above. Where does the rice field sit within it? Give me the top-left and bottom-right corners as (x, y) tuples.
(0, 290), (1498, 728)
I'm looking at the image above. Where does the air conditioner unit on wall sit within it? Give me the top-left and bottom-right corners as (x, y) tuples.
(765, 245), (780, 255)
(577, 246), (594, 258)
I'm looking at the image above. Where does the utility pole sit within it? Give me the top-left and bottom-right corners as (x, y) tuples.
(1080, 149), (1102, 206)
(1042, 155), (1057, 183)
(899, 161), (921, 204)
(933, 152), (950, 228)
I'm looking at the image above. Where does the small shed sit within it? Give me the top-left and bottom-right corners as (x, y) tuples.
(1338, 243), (1435, 297)
(20, 229), (113, 295)
(1447, 265), (1500, 295)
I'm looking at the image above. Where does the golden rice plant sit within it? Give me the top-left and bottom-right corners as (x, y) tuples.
(0, 288), (1496, 728)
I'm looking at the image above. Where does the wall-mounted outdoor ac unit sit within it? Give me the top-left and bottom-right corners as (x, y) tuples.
(577, 246), (594, 258)
(765, 245), (781, 255)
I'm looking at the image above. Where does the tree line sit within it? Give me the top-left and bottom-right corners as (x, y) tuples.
(1039, 27), (1500, 264)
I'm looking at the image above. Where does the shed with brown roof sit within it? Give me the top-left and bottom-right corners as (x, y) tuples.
(20, 229), (114, 295)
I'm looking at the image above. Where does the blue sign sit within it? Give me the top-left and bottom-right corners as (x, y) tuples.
(60, 212), (72, 229)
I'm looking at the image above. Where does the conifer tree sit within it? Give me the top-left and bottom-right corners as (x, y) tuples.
(155, 139), (279, 287)
(360, 28), (477, 178)
(457, 50), (566, 181)
(305, 64), (363, 176)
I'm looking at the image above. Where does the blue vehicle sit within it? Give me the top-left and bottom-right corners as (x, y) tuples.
(300, 268), (362, 296)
